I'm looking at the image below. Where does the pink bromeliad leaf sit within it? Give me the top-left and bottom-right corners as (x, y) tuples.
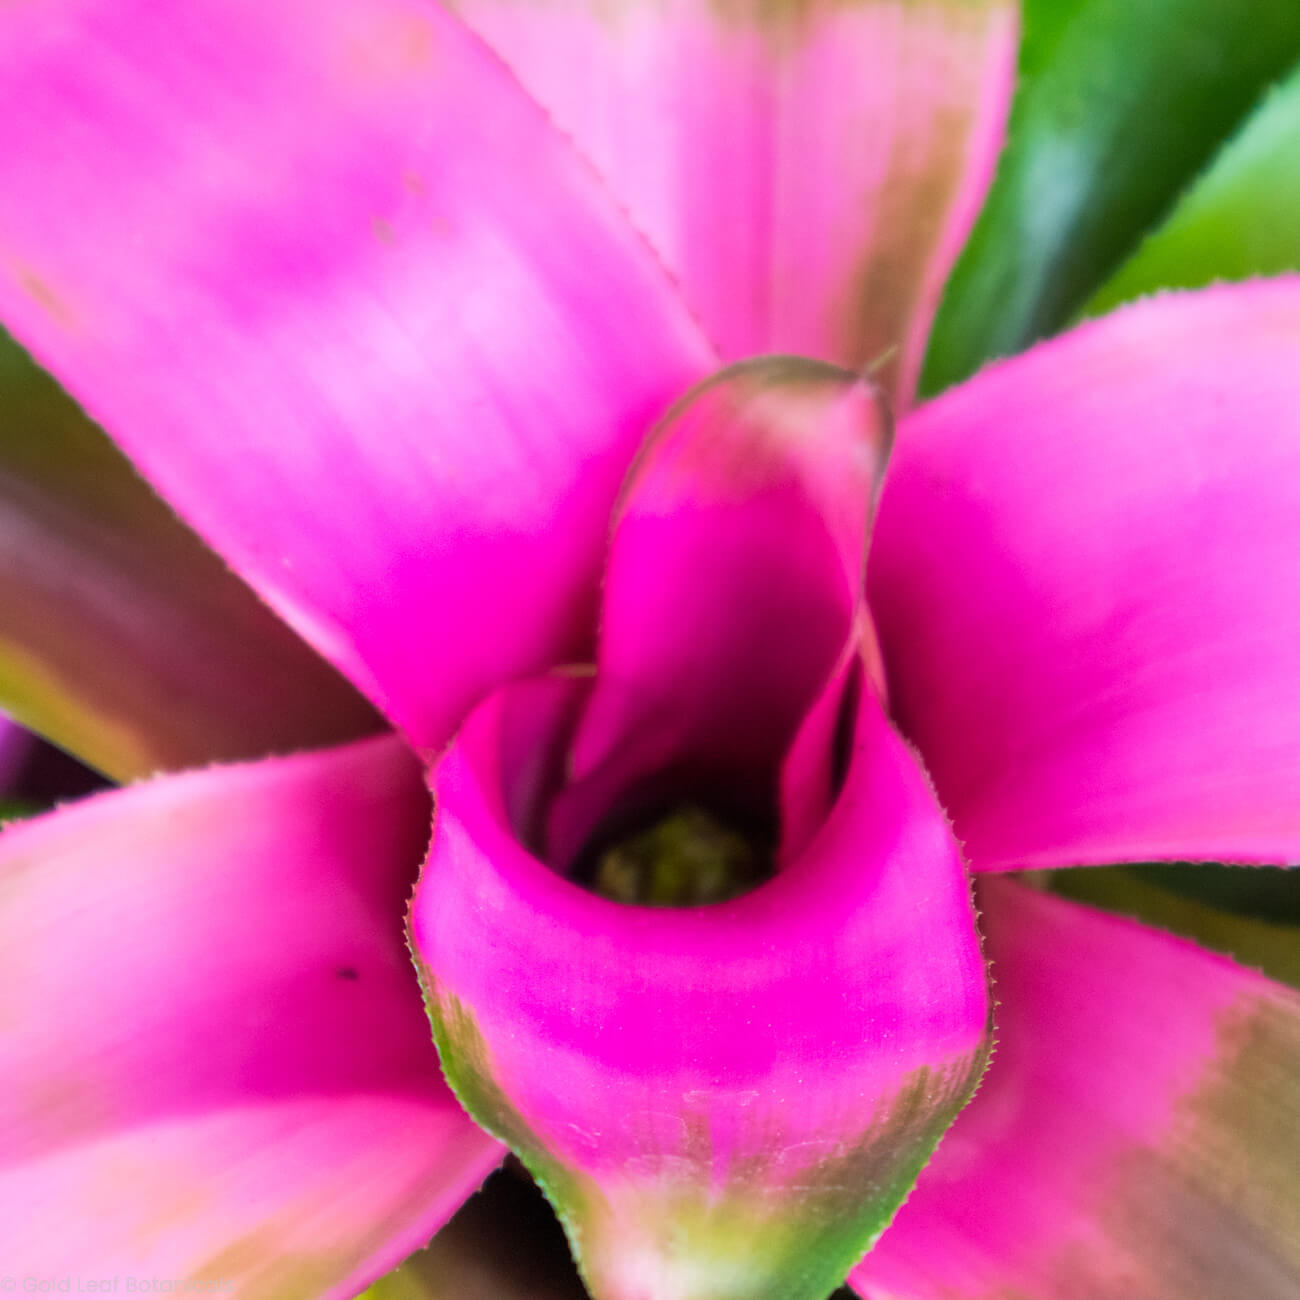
(410, 361), (990, 1300)
(0, 0), (715, 756)
(869, 279), (1300, 871)
(447, 0), (1017, 406)
(0, 737), (502, 1299)
(852, 879), (1300, 1300)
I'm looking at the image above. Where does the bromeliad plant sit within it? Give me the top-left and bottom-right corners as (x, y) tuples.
(0, 1), (1299, 1298)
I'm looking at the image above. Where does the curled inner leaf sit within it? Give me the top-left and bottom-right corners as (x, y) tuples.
(410, 359), (991, 1300)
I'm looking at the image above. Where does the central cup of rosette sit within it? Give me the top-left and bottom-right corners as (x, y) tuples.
(409, 360), (991, 1300)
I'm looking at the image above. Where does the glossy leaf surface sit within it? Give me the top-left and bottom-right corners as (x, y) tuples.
(1086, 61), (1300, 315)
(922, 0), (1300, 393)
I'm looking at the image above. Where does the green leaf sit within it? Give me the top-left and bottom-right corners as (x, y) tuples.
(921, 0), (1300, 395)
(1085, 60), (1300, 315)
(0, 330), (381, 780)
(1128, 862), (1300, 926)
(1050, 866), (1300, 989)
(0, 799), (37, 823)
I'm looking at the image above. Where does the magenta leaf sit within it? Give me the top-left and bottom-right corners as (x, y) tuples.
(871, 279), (1300, 871)
(0, 738), (501, 1297)
(854, 879), (1300, 1299)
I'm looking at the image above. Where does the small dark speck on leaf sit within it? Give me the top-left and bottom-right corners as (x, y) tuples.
(336, 966), (360, 981)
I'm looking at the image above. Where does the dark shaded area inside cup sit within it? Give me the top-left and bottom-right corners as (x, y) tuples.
(570, 798), (776, 906)
(493, 648), (865, 908)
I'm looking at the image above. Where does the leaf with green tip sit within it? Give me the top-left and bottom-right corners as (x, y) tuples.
(853, 880), (1300, 1299)
(413, 682), (990, 1300)
(0, 329), (381, 780)
(446, 0), (1018, 409)
(921, 0), (1300, 394)
(1085, 61), (1300, 316)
